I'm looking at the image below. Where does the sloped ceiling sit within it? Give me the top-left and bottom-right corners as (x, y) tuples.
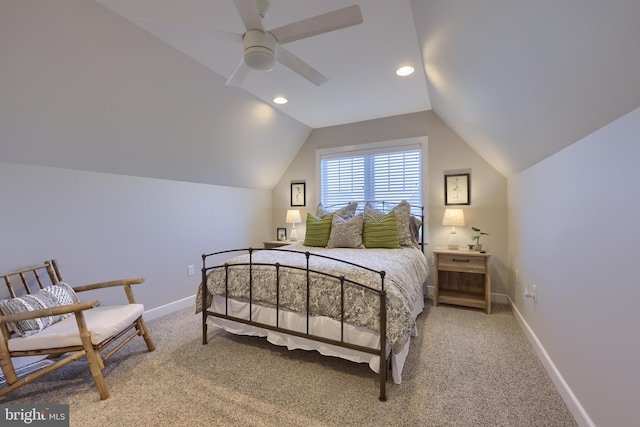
(411, 0), (640, 177)
(2, 0), (640, 189)
(95, 0), (640, 178)
(95, 0), (431, 129)
(0, 0), (310, 190)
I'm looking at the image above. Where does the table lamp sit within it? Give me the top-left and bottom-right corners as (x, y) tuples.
(286, 209), (302, 241)
(442, 208), (465, 249)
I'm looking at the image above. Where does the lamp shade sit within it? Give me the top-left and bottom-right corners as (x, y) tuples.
(286, 209), (302, 224)
(442, 208), (465, 227)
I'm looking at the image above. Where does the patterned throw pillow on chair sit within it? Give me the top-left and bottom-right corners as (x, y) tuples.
(0, 282), (80, 337)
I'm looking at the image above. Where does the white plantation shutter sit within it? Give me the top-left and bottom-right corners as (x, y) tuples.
(319, 141), (422, 208)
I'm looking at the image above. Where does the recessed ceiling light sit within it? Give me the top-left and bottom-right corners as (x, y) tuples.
(396, 66), (415, 77)
(273, 97), (288, 104)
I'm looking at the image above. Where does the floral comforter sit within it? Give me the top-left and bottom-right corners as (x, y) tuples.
(196, 243), (429, 353)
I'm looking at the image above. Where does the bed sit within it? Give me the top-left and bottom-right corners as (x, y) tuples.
(197, 201), (429, 401)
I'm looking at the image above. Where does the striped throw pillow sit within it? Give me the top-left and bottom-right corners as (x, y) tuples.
(362, 211), (402, 249)
(303, 213), (333, 247)
(0, 283), (80, 337)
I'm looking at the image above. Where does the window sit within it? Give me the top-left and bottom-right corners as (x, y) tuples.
(318, 138), (424, 209)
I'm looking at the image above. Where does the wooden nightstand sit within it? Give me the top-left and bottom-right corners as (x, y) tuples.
(263, 240), (292, 249)
(433, 247), (491, 314)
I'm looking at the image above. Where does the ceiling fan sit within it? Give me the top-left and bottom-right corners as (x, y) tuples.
(143, 0), (363, 87)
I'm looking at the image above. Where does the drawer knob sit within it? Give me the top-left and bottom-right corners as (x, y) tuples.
(452, 258), (470, 263)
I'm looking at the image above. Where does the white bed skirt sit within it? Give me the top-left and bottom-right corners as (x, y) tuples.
(208, 295), (424, 384)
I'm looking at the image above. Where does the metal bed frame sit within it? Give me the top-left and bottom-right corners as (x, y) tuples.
(200, 203), (424, 401)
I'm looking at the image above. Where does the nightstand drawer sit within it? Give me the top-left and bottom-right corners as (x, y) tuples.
(437, 254), (486, 274)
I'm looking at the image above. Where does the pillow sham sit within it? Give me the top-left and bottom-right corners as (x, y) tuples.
(362, 211), (401, 249)
(364, 200), (415, 247)
(303, 213), (333, 247)
(316, 202), (358, 220)
(409, 215), (423, 247)
(327, 213), (365, 249)
(0, 283), (81, 337)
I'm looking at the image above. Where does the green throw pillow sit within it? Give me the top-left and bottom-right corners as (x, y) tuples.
(363, 211), (402, 249)
(303, 213), (333, 247)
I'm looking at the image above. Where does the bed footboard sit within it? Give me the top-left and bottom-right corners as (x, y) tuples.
(200, 248), (390, 401)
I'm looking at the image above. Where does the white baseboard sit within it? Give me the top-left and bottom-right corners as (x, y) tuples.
(143, 295), (195, 322)
(508, 298), (594, 427)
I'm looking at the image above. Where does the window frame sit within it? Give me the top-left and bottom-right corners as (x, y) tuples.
(315, 137), (427, 222)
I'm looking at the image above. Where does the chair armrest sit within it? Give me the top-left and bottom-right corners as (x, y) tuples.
(72, 278), (145, 293)
(0, 300), (100, 324)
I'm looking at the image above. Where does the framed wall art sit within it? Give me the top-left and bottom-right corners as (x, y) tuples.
(445, 173), (470, 205)
(290, 182), (306, 207)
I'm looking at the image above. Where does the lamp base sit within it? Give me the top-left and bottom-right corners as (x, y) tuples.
(290, 225), (298, 241)
(447, 230), (459, 250)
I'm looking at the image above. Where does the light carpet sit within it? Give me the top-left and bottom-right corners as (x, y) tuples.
(1, 301), (577, 426)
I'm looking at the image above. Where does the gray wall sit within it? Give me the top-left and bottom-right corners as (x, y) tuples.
(272, 110), (508, 295)
(0, 162), (272, 316)
(508, 107), (640, 426)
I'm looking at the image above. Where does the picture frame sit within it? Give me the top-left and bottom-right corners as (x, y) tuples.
(290, 182), (306, 207)
(445, 173), (470, 205)
(276, 227), (287, 241)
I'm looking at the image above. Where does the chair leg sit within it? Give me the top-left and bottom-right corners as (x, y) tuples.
(136, 318), (156, 352)
(0, 362), (18, 386)
(0, 338), (18, 385)
(74, 311), (110, 400)
(84, 347), (110, 400)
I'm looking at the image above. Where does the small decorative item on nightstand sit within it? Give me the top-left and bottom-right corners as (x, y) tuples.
(471, 227), (489, 251)
(276, 227), (287, 241)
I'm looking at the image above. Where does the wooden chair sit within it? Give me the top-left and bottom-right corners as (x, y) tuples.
(0, 259), (155, 400)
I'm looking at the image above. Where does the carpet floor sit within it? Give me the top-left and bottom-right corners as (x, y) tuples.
(1, 300), (577, 426)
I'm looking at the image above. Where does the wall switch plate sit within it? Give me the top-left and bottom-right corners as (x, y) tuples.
(187, 265), (195, 277)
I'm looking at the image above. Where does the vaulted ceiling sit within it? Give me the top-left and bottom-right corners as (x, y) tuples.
(96, 0), (431, 129)
(3, 1), (640, 187)
(96, 0), (640, 178)
(412, 0), (640, 176)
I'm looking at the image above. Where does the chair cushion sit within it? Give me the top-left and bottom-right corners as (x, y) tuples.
(7, 304), (144, 352)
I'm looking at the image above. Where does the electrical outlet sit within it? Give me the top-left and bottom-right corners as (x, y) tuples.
(187, 265), (195, 277)
(525, 283), (538, 302)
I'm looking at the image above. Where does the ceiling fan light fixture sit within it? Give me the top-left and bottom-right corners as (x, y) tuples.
(243, 29), (277, 71)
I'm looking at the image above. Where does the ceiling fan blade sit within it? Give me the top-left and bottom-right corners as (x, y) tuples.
(139, 17), (242, 44)
(270, 5), (363, 45)
(233, 0), (264, 31)
(277, 47), (329, 86)
(226, 56), (252, 86)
